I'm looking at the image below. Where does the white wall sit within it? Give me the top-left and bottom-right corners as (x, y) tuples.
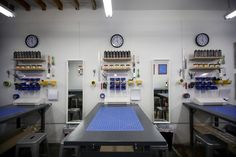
(0, 9), (236, 143)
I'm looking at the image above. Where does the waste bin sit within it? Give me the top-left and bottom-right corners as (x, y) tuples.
(156, 124), (174, 151)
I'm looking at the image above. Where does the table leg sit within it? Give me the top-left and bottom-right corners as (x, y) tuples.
(16, 117), (21, 128)
(189, 108), (194, 146)
(214, 117), (219, 127)
(39, 108), (45, 132)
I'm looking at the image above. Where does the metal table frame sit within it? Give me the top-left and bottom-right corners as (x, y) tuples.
(0, 104), (51, 132)
(64, 103), (167, 156)
(183, 103), (236, 146)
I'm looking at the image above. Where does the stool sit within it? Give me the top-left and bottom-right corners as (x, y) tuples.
(15, 133), (49, 157)
(59, 136), (78, 157)
(71, 98), (79, 108)
(195, 133), (228, 157)
(68, 108), (81, 121)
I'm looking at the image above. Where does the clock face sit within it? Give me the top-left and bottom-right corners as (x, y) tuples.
(195, 33), (209, 47)
(110, 34), (124, 48)
(25, 34), (39, 48)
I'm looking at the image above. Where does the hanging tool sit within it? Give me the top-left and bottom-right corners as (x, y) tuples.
(51, 56), (55, 77)
(93, 69), (96, 77)
(47, 55), (51, 79)
(52, 56), (55, 66)
(91, 80), (96, 86)
(100, 93), (105, 99)
(137, 69), (140, 78)
(6, 70), (10, 78)
(3, 81), (11, 87)
(132, 55), (136, 78)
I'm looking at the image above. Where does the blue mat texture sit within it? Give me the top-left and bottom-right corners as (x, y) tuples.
(0, 107), (27, 117)
(87, 106), (144, 131)
(205, 105), (236, 119)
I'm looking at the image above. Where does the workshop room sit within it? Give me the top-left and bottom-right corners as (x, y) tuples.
(0, 0), (236, 157)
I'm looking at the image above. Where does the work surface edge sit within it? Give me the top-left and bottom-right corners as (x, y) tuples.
(183, 102), (236, 124)
(64, 103), (167, 147)
(0, 104), (51, 123)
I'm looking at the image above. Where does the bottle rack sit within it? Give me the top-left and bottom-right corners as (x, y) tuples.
(102, 51), (132, 71)
(189, 50), (222, 71)
(14, 51), (46, 71)
(14, 51), (43, 59)
(193, 49), (222, 58)
(13, 51), (46, 91)
(103, 51), (132, 61)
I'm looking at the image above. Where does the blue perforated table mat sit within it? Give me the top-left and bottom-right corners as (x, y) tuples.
(0, 106), (27, 118)
(205, 105), (236, 119)
(86, 106), (144, 131)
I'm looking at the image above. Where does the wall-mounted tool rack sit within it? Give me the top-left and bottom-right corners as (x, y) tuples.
(13, 51), (46, 91)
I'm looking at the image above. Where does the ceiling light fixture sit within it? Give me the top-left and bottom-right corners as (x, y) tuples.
(225, 0), (235, 20)
(103, 0), (112, 17)
(0, 3), (15, 17)
(225, 10), (236, 19)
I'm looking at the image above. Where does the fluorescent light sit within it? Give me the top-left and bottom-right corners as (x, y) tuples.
(0, 5), (15, 17)
(103, 0), (112, 17)
(225, 10), (236, 19)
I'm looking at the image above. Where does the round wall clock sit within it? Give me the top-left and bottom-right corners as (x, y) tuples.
(195, 33), (209, 47)
(110, 34), (124, 48)
(25, 34), (39, 48)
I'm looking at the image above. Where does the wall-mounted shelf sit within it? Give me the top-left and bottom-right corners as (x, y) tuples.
(103, 68), (131, 71)
(103, 58), (131, 62)
(189, 67), (221, 70)
(14, 58), (45, 62)
(15, 68), (45, 71)
(189, 57), (222, 61)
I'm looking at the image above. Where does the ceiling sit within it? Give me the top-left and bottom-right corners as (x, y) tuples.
(2, 0), (236, 11)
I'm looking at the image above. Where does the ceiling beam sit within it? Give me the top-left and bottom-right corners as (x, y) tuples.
(53, 0), (63, 10)
(74, 0), (79, 10)
(91, 0), (96, 10)
(35, 0), (46, 10)
(15, 0), (31, 11)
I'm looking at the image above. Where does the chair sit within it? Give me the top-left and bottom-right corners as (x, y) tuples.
(15, 133), (49, 157)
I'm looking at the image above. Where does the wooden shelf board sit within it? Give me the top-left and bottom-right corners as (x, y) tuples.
(14, 58), (45, 62)
(103, 58), (131, 61)
(15, 68), (45, 71)
(190, 57), (222, 61)
(103, 68), (131, 71)
(189, 67), (220, 70)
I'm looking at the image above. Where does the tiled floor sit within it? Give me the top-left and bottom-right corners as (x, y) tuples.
(3, 144), (236, 157)
(0, 143), (178, 157)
